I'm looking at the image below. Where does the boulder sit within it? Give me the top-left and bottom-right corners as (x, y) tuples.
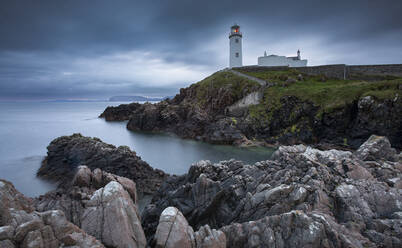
(82, 181), (146, 248)
(355, 135), (398, 162)
(154, 207), (226, 248)
(154, 207), (195, 248)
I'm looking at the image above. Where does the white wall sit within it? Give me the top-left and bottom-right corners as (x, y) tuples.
(258, 55), (307, 67)
(229, 35), (242, 68)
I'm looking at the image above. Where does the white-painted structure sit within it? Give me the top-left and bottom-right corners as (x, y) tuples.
(258, 50), (308, 67)
(229, 24), (243, 68)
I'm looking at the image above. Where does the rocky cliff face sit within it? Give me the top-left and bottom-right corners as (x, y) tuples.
(100, 70), (402, 149)
(142, 135), (402, 247)
(37, 133), (167, 195)
(100, 71), (262, 145)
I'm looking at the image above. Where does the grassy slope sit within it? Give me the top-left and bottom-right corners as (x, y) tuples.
(233, 68), (402, 124)
(189, 71), (260, 106)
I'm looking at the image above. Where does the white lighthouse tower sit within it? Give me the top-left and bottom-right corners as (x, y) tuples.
(229, 24), (243, 68)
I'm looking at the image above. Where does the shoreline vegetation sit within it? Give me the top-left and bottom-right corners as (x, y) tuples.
(100, 67), (402, 150)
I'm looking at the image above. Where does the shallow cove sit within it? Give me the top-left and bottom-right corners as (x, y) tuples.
(0, 101), (275, 197)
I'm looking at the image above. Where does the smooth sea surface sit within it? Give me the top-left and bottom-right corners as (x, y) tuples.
(0, 102), (275, 197)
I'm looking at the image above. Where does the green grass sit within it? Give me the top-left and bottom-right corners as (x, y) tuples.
(190, 71), (260, 106)
(234, 68), (303, 83)
(245, 69), (402, 124)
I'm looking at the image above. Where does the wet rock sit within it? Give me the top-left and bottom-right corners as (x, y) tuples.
(37, 133), (167, 195)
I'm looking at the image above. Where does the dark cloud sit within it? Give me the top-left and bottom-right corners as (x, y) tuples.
(0, 0), (401, 100)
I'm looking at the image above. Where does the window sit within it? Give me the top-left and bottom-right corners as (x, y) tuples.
(235, 52), (239, 57)
(235, 39), (239, 43)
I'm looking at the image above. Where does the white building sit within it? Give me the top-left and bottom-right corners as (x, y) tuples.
(258, 50), (307, 67)
(228, 24), (308, 68)
(229, 24), (242, 68)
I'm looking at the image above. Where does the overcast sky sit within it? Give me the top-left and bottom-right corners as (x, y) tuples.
(0, 0), (401, 100)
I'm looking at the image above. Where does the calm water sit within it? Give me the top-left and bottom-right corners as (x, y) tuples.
(0, 102), (275, 197)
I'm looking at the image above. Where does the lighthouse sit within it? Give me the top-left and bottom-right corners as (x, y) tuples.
(229, 24), (243, 68)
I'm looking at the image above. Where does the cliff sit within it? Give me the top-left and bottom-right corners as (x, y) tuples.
(100, 68), (402, 149)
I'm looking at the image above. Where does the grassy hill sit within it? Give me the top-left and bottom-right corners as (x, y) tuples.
(232, 68), (401, 122)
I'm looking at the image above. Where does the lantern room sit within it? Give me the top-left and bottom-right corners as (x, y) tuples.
(229, 24), (242, 38)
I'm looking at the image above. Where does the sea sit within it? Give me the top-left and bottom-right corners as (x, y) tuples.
(0, 101), (275, 197)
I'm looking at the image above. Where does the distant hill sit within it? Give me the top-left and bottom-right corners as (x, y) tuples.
(108, 95), (170, 102)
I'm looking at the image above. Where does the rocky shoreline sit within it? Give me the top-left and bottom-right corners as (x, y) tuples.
(1, 134), (401, 247)
(100, 70), (402, 149)
(37, 133), (166, 195)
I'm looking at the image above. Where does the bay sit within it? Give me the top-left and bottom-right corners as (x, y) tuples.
(0, 101), (275, 196)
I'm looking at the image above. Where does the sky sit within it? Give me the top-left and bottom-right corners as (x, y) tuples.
(0, 0), (401, 100)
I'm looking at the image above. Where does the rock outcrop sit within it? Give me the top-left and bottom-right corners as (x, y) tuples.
(82, 181), (146, 248)
(100, 102), (142, 121)
(221, 211), (371, 248)
(0, 179), (105, 248)
(3, 133), (401, 247)
(100, 70), (402, 149)
(37, 133), (167, 195)
(100, 71), (262, 145)
(142, 136), (402, 247)
(35, 166), (147, 247)
(154, 207), (226, 248)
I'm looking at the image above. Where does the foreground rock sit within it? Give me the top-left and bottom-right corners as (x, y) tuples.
(221, 211), (371, 248)
(142, 135), (402, 247)
(154, 207), (226, 248)
(37, 133), (167, 195)
(0, 179), (105, 247)
(35, 166), (147, 248)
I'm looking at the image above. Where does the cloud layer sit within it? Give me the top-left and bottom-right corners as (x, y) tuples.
(1, 0), (401, 99)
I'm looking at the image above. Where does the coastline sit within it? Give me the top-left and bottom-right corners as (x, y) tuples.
(1, 133), (401, 247)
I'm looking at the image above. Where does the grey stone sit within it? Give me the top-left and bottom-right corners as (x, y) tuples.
(355, 135), (398, 162)
(154, 207), (195, 248)
(0, 240), (15, 248)
(0, 226), (14, 241)
(82, 181), (146, 248)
